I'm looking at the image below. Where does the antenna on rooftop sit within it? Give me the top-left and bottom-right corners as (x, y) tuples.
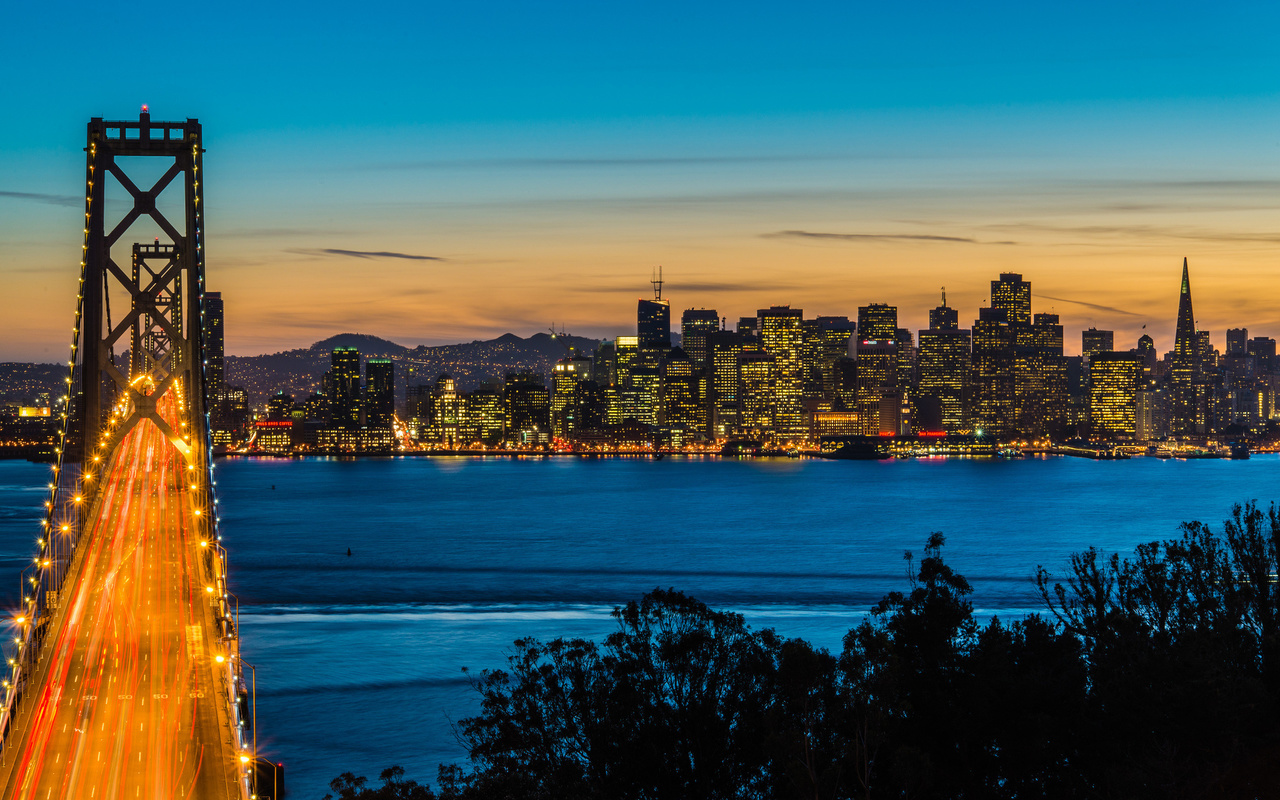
(651, 265), (664, 301)
(941, 286), (947, 307)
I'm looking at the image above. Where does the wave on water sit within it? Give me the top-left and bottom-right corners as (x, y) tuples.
(230, 560), (1039, 584)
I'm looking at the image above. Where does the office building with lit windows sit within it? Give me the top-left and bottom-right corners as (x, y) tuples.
(757, 306), (806, 439)
(738, 351), (776, 436)
(638, 299), (671, 351)
(1089, 351), (1143, 438)
(971, 307), (1015, 438)
(917, 293), (970, 433)
(328, 347), (363, 430)
(365, 358), (394, 429)
(680, 309), (720, 373)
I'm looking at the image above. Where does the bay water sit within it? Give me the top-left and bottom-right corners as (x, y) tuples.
(0, 454), (1275, 797)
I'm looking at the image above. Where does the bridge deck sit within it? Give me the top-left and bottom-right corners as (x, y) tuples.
(0, 393), (244, 800)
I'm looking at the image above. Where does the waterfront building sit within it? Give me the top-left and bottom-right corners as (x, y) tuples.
(855, 340), (898, 435)
(660, 348), (702, 435)
(503, 371), (551, 444)
(1089, 351), (1143, 438)
(255, 419), (293, 453)
(758, 306), (806, 439)
(971, 307), (1015, 439)
(1019, 313), (1068, 437)
(680, 309), (720, 373)
(855, 304), (899, 436)
(466, 387), (506, 445)
(917, 291), (970, 433)
(428, 374), (464, 445)
(551, 355), (594, 438)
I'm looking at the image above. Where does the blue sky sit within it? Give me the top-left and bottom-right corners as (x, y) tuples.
(2, 1), (1278, 359)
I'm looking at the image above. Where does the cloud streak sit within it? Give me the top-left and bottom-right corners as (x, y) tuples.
(0, 190), (81, 208)
(574, 281), (800, 294)
(764, 230), (1016, 245)
(990, 222), (1280, 244)
(1034, 294), (1142, 317)
(362, 154), (853, 171)
(288, 248), (446, 261)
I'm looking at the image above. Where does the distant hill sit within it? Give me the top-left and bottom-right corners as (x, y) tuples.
(226, 332), (601, 404)
(0, 333), (603, 408)
(0, 363), (65, 404)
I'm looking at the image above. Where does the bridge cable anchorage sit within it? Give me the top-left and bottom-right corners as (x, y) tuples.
(0, 112), (261, 800)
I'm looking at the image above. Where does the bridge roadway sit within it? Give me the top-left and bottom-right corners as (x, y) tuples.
(0, 391), (245, 800)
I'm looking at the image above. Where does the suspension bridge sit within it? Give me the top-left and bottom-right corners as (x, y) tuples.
(0, 112), (269, 799)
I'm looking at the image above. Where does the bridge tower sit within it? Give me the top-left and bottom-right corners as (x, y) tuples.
(79, 109), (208, 462)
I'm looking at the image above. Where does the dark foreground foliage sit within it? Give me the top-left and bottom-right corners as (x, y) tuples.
(327, 501), (1280, 800)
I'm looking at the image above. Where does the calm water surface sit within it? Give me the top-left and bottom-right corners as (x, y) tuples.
(0, 454), (1276, 797)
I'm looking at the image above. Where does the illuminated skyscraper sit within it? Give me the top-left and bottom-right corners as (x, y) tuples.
(614, 336), (639, 387)
(680, 309), (720, 373)
(503, 371), (551, 443)
(1018, 313), (1068, 437)
(661, 348), (702, 434)
(858, 304), (898, 343)
(203, 291), (225, 398)
(1082, 328), (1114, 367)
(551, 354), (594, 438)
(638, 299), (671, 351)
(430, 373), (463, 445)
(329, 347), (362, 430)
(464, 387), (505, 445)
(738, 351), (776, 436)
(1089, 351), (1142, 438)
(816, 317), (857, 395)
(1170, 258), (1206, 434)
(758, 306), (806, 439)
(971, 307), (1015, 439)
(365, 358), (394, 429)
(855, 304), (899, 435)
(708, 330), (744, 437)
(991, 273), (1031, 325)
(917, 292), (970, 433)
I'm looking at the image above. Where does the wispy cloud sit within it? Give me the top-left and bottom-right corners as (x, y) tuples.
(361, 154), (849, 171)
(574, 281), (800, 294)
(1034, 294), (1142, 317)
(990, 222), (1280, 244)
(763, 230), (1016, 245)
(0, 190), (81, 208)
(288, 248), (446, 261)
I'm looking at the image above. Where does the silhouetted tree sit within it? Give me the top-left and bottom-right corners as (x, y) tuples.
(335, 502), (1280, 800)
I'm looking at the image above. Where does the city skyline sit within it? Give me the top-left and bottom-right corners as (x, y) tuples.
(2, 2), (1280, 360)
